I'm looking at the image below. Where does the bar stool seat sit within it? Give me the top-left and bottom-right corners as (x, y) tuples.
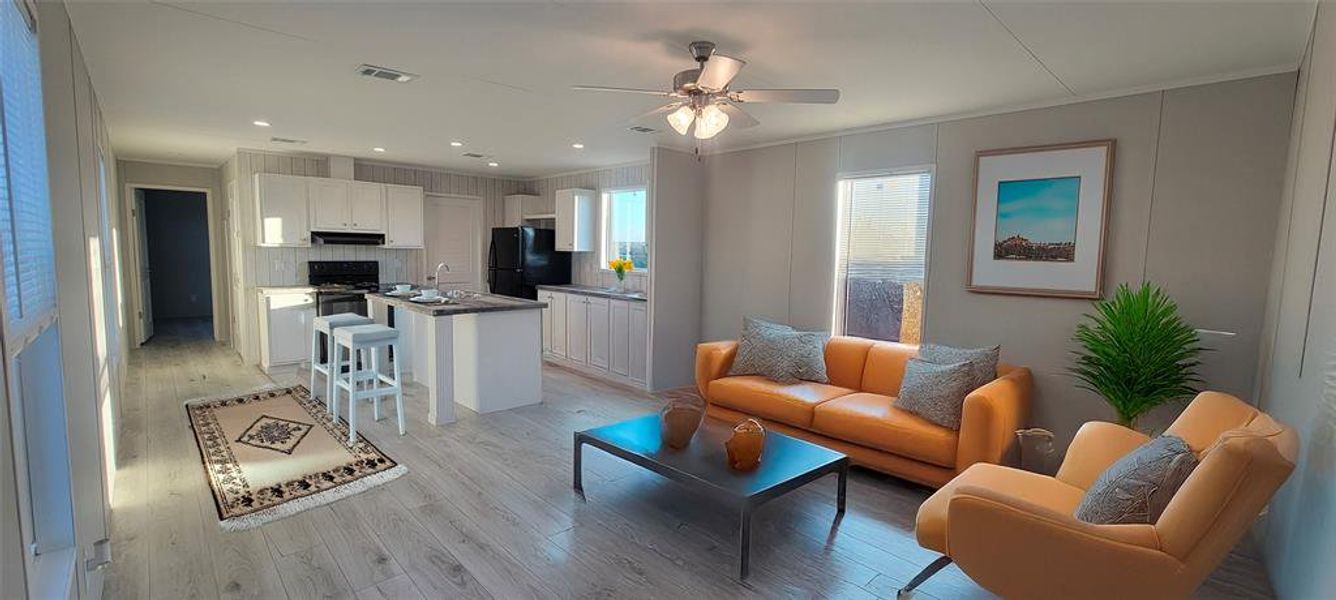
(331, 323), (405, 445)
(309, 313), (373, 415)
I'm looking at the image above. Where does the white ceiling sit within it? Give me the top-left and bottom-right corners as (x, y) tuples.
(66, 1), (1314, 178)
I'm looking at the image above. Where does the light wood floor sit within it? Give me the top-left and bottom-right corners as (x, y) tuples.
(106, 318), (1276, 599)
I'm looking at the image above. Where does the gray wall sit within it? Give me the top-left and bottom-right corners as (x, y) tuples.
(700, 73), (1295, 449)
(1255, 2), (1336, 598)
(649, 147), (704, 391)
(143, 190), (212, 320)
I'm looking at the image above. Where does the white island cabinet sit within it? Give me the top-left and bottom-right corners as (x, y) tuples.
(366, 292), (545, 425)
(539, 286), (647, 387)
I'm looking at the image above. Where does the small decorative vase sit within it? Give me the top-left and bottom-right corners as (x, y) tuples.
(660, 400), (704, 449)
(725, 418), (766, 471)
(614, 276), (626, 293)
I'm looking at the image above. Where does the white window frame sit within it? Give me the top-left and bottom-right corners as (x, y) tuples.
(831, 165), (936, 339)
(600, 185), (649, 271)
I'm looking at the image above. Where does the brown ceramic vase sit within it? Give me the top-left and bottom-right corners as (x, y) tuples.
(725, 418), (765, 470)
(659, 400), (704, 449)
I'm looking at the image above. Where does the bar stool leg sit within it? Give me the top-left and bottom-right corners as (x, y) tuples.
(346, 342), (358, 446)
(326, 332), (338, 415)
(309, 327), (320, 401)
(371, 346), (382, 422)
(392, 340), (405, 435)
(329, 341), (342, 422)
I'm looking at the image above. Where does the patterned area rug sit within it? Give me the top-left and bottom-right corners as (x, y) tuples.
(186, 385), (406, 531)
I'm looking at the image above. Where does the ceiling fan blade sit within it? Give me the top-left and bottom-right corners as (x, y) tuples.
(572, 85), (674, 96)
(732, 88), (840, 104)
(696, 55), (746, 92)
(718, 102), (759, 129)
(628, 102), (684, 124)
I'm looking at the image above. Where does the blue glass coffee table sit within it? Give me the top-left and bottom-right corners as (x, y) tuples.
(574, 414), (849, 579)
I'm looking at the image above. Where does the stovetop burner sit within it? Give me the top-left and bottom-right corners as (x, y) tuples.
(308, 260), (380, 293)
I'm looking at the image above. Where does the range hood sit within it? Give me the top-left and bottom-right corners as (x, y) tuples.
(311, 231), (386, 246)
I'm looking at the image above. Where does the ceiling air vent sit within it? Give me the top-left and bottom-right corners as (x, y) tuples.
(357, 64), (418, 83)
(270, 136), (308, 145)
(628, 125), (657, 134)
(461, 152), (486, 159)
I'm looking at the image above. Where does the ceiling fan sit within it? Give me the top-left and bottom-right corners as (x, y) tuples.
(573, 41), (840, 140)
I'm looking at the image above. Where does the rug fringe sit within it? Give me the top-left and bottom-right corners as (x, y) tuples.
(184, 382), (302, 408)
(217, 464), (408, 532)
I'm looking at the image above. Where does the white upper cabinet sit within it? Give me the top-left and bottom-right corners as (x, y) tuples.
(384, 184), (425, 248)
(309, 178), (351, 231)
(255, 173), (310, 247)
(349, 181), (386, 232)
(504, 194), (537, 227)
(555, 188), (596, 252)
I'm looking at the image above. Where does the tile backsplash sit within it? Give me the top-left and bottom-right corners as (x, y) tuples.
(254, 245), (422, 286)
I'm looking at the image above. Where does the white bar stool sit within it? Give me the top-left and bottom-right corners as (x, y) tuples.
(331, 324), (405, 445)
(310, 313), (373, 414)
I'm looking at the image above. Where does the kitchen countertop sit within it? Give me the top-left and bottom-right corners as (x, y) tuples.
(536, 284), (647, 302)
(367, 291), (546, 316)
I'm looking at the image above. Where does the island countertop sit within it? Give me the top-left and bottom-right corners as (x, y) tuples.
(366, 291), (546, 317)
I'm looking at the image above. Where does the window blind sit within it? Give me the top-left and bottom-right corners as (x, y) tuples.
(835, 171), (932, 341)
(1, 0), (58, 339)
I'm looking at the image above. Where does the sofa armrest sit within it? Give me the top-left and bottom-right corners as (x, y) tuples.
(945, 483), (1172, 598)
(1056, 421), (1150, 489)
(956, 368), (1033, 472)
(695, 341), (738, 398)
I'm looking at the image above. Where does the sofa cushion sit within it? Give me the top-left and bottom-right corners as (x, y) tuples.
(915, 463), (1087, 553)
(811, 392), (959, 467)
(708, 376), (855, 428)
(860, 342), (918, 396)
(824, 336), (876, 390)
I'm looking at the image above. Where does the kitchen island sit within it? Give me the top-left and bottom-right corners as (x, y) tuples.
(366, 291), (546, 425)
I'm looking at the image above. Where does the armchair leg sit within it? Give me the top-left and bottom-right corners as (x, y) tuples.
(898, 555), (952, 598)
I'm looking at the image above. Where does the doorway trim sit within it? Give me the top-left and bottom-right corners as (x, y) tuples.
(423, 193), (486, 291)
(122, 183), (222, 346)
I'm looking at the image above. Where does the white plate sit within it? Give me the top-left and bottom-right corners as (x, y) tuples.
(385, 290), (415, 296)
(410, 296), (450, 304)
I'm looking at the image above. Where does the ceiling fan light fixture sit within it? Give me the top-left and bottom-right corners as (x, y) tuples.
(667, 104), (695, 136)
(693, 104), (730, 140)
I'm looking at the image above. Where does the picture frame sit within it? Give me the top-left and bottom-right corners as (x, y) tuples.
(967, 139), (1115, 299)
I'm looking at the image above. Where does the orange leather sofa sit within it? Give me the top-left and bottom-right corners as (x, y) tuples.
(695, 337), (1032, 487)
(906, 391), (1297, 599)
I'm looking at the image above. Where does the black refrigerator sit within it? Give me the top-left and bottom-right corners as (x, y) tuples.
(488, 226), (571, 299)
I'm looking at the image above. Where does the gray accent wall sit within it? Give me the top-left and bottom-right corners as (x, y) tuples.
(142, 190), (212, 319)
(1255, 2), (1336, 597)
(700, 73), (1296, 449)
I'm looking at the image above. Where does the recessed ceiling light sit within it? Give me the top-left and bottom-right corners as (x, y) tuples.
(450, 141), (464, 147)
(372, 147), (386, 153)
(253, 120), (271, 127)
(571, 143), (585, 149)
(487, 161), (499, 167)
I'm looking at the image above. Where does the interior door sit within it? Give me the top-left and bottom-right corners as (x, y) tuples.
(134, 190), (153, 343)
(423, 195), (484, 290)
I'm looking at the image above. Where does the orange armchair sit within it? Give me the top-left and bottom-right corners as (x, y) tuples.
(902, 391), (1297, 599)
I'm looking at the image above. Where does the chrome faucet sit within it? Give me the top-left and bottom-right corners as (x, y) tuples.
(430, 261), (450, 290)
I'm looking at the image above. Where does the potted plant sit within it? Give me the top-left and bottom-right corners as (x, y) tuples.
(1070, 282), (1204, 430)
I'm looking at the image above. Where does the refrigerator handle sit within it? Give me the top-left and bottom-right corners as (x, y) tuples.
(487, 240), (496, 269)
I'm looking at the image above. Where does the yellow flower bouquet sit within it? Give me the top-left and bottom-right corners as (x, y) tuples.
(608, 258), (633, 289)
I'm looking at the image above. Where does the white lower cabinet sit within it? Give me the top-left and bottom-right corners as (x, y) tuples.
(541, 290), (647, 387)
(257, 289), (316, 373)
(566, 294), (588, 363)
(586, 297), (610, 369)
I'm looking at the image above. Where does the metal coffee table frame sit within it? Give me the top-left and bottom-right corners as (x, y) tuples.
(573, 416), (849, 580)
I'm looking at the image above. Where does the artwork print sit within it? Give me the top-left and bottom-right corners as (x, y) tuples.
(992, 176), (1081, 262)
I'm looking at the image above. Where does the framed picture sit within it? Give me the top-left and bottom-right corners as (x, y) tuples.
(967, 139), (1115, 298)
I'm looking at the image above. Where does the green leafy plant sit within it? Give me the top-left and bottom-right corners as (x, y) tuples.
(1070, 282), (1204, 429)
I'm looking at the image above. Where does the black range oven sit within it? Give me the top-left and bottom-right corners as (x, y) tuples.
(309, 260), (380, 317)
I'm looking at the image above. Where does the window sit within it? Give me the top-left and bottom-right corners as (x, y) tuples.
(833, 170), (933, 342)
(602, 187), (648, 269)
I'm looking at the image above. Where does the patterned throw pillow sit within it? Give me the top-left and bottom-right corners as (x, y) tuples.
(728, 317), (829, 384)
(918, 343), (1000, 391)
(893, 358), (976, 430)
(1075, 434), (1199, 525)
